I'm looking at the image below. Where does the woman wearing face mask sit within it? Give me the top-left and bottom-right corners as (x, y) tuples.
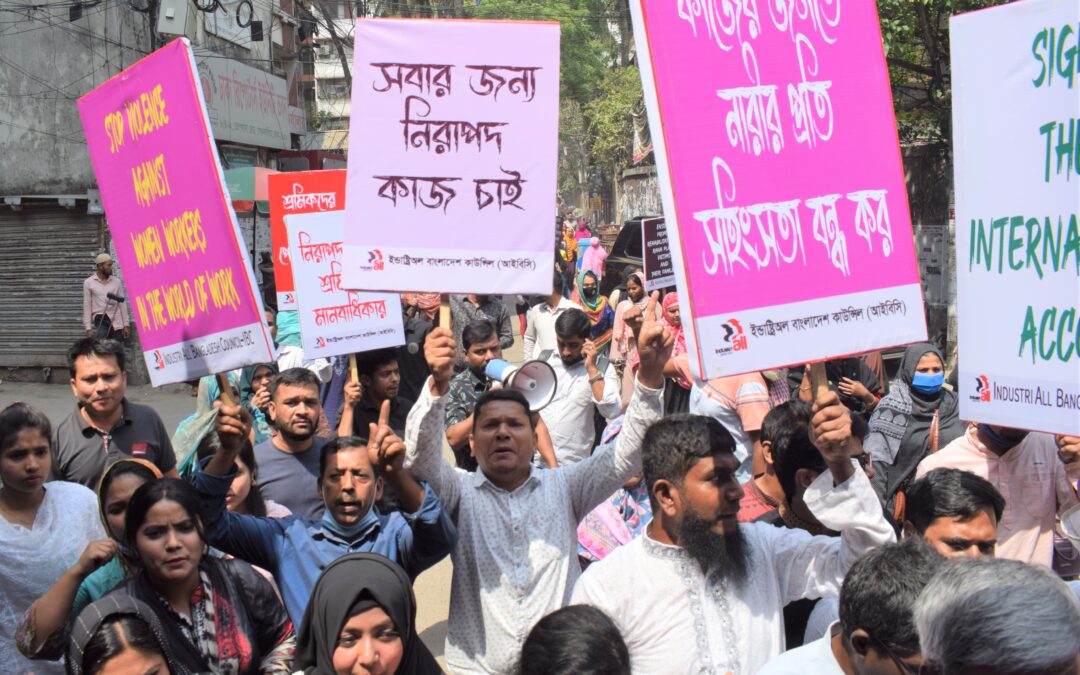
(865, 342), (965, 518)
(572, 269), (615, 357)
(2, 403), (107, 674)
(294, 553), (440, 675)
(19, 459), (163, 662)
(67, 595), (181, 675)
(109, 478), (296, 674)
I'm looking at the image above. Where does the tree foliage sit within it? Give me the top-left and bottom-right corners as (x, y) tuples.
(583, 65), (642, 175)
(465, 0), (616, 103)
(877, 0), (1010, 146)
(559, 99), (590, 205)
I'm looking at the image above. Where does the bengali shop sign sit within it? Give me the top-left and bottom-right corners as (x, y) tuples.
(341, 19), (560, 294)
(77, 38), (274, 386)
(951, 0), (1080, 435)
(270, 170), (346, 309)
(630, 1), (925, 378)
(286, 211), (405, 357)
(642, 217), (676, 293)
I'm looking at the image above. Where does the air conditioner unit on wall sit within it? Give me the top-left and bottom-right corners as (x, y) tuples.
(158, 0), (197, 36)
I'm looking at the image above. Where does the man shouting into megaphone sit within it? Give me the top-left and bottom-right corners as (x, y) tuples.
(443, 319), (558, 470)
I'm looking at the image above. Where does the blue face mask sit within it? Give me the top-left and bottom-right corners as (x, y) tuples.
(320, 502), (379, 541)
(910, 371), (944, 394)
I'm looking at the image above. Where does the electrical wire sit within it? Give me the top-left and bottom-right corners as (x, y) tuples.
(0, 118), (86, 144)
(0, 0), (113, 36)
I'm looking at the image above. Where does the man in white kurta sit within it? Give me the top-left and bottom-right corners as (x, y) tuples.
(572, 404), (894, 674)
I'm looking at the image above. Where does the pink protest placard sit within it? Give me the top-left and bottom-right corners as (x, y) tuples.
(77, 38), (274, 386)
(631, 1), (926, 379)
(342, 19), (559, 294)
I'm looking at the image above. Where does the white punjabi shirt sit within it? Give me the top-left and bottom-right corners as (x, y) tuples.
(404, 377), (663, 674)
(538, 351), (621, 465)
(571, 465), (893, 674)
(522, 296), (582, 360)
(757, 622), (845, 675)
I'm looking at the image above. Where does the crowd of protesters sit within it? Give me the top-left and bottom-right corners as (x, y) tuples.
(1, 217), (1078, 675)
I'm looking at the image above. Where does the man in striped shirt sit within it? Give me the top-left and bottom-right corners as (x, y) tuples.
(83, 253), (130, 340)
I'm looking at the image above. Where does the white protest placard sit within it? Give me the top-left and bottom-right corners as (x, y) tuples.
(341, 19), (560, 294)
(286, 211), (405, 357)
(951, 0), (1080, 435)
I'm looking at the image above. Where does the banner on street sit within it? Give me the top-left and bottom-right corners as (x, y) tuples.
(951, 0), (1080, 435)
(630, 1), (925, 379)
(642, 217), (675, 293)
(269, 170), (346, 310)
(342, 19), (560, 294)
(286, 211), (405, 357)
(77, 38), (275, 386)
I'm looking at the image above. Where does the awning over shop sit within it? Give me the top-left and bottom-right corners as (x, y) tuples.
(224, 167), (279, 214)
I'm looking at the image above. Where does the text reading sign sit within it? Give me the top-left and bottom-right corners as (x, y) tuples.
(286, 211), (406, 357)
(77, 38), (274, 386)
(951, 0), (1080, 435)
(630, 1), (925, 378)
(642, 217), (676, 293)
(269, 170), (346, 310)
(342, 19), (560, 294)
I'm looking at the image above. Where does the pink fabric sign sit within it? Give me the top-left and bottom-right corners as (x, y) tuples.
(77, 39), (274, 386)
(342, 19), (559, 294)
(631, 1), (926, 378)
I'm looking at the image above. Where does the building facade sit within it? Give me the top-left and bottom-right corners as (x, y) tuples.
(0, 0), (308, 381)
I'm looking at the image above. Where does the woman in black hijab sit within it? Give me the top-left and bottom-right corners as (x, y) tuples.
(865, 342), (964, 518)
(67, 595), (184, 675)
(294, 553), (441, 675)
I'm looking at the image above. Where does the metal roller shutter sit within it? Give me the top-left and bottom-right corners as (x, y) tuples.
(0, 207), (101, 369)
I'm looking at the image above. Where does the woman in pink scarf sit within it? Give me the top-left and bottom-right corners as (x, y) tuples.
(575, 219), (592, 239)
(611, 272), (660, 410)
(580, 237), (609, 279)
(660, 292), (691, 413)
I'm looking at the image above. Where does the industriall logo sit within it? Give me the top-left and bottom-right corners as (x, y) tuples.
(716, 318), (749, 355)
(971, 375), (991, 403)
(153, 350), (165, 370)
(315, 337), (327, 348)
(368, 249), (384, 271)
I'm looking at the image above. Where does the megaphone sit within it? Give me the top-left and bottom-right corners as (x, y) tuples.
(485, 358), (558, 411)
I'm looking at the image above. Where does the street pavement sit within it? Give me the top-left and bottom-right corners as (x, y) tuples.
(0, 313), (530, 667)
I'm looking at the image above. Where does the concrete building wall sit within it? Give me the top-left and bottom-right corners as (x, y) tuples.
(618, 166), (661, 224)
(0, 2), (151, 195)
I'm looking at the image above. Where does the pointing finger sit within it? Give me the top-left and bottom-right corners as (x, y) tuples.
(643, 291), (660, 322)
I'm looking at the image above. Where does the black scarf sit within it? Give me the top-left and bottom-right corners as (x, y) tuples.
(294, 553), (442, 675)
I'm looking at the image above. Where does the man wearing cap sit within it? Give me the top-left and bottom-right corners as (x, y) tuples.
(83, 253), (130, 341)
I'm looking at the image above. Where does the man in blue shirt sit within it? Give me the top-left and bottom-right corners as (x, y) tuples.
(195, 399), (457, 624)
